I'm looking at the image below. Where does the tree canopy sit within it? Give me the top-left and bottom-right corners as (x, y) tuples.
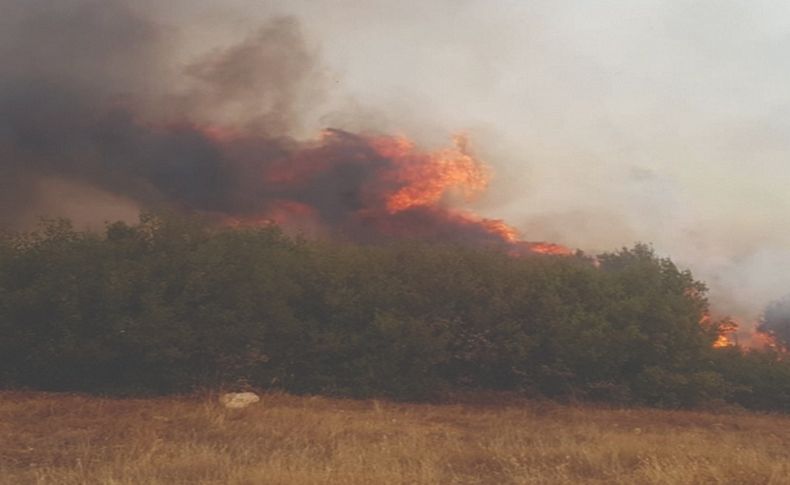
(0, 213), (787, 411)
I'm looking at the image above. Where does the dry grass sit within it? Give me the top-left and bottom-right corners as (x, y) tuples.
(1, 391), (789, 484)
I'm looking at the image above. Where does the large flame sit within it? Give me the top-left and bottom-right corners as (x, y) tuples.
(221, 127), (573, 255)
(372, 134), (488, 214)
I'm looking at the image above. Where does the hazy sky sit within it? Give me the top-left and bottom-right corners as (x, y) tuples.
(163, 0), (790, 318)
(9, 0), (790, 319)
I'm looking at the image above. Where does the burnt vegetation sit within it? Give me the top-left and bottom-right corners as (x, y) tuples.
(0, 213), (788, 411)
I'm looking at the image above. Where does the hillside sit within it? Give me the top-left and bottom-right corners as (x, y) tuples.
(1, 391), (788, 484)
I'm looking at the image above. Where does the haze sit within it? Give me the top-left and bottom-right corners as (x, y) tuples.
(253, 0), (790, 321)
(5, 0), (790, 324)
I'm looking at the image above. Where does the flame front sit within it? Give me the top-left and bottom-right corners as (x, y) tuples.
(524, 242), (576, 256)
(706, 316), (785, 352)
(372, 134), (489, 214)
(214, 127), (575, 254)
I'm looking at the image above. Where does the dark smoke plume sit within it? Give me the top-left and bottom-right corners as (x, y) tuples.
(0, 1), (312, 223)
(0, 0), (546, 251)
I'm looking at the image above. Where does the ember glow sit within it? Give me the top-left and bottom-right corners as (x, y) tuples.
(520, 242), (577, 256)
(713, 334), (734, 349)
(706, 316), (785, 351)
(740, 327), (783, 351)
(710, 315), (738, 349)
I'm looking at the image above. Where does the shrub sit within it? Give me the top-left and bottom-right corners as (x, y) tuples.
(1, 214), (786, 411)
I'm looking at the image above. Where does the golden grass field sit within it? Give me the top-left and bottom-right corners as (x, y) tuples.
(1, 391), (789, 484)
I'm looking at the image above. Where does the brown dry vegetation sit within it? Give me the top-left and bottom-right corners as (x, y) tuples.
(1, 392), (789, 484)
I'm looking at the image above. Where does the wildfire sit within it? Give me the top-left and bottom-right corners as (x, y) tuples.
(477, 218), (521, 244)
(705, 315), (785, 352)
(524, 242), (576, 256)
(713, 334), (733, 348)
(371, 134), (489, 214)
(708, 315), (738, 348)
(199, 126), (573, 255)
(740, 329), (782, 351)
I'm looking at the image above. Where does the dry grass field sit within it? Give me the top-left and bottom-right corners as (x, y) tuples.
(1, 391), (789, 484)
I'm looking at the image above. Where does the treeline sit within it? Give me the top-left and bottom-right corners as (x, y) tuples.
(0, 213), (788, 411)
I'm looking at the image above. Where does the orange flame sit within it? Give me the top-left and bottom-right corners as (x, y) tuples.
(705, 316), (786, 352)
(371, 134), (489, 214)
(707, 315), (738, 348)
(368, 134), (570, 252)
(713, 334), (733, 348)
(741, 329), (782, 351)
(477, 217), (520, 244)
(204, 126), (573, 256)
(525, 242), (576, 256)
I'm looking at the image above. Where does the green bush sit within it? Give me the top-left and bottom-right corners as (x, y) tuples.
(0, 213), (786, 411)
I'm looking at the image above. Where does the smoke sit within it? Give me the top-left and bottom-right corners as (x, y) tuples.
(0, 0), (534, 251)
(0, 0), (155, 225)
(5, 0), (790, 325)
(0, 1), (318, 226)
(759, 296), (790, 349)
(249, 0), (790, 325)
(181, 17), (325, 135)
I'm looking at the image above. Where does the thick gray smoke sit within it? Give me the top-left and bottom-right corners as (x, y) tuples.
(0, 0), (521, 248)
(0, 1), (309, 226)
(245, 0), (790, 328)
(5, 0), (790, 327)
(0, 0), (156, 225)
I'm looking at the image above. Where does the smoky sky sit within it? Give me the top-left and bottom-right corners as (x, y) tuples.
(4, 0), (790, 321)
(0, 0), (517, 249)
(249, 0), (790, 321)
(0, 1), (328, 224)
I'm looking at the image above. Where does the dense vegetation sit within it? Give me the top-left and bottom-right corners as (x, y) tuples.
(0, 213), (788, 411)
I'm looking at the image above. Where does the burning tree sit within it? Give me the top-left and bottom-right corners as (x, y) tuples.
(759, 297), (790, 351)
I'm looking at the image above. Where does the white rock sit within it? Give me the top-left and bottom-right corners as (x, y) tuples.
(220, 392), (260, 409)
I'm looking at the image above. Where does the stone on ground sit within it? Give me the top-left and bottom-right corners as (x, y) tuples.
(220, 392), (260, 409)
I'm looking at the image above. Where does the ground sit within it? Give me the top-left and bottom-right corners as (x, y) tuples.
(1, 391), (789, 484)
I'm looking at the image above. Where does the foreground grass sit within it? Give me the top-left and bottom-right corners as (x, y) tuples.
(0, 392), (788, 484)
